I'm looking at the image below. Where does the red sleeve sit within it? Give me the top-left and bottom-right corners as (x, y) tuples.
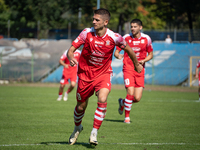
(72, 28), (88, 49)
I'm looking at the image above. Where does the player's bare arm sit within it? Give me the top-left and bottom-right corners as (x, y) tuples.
(114, 49), (124, 60)
(59, 59), (69, 68)
(139, 51), (153, 65)
(123, 44), (143, 73)
(67, 45), (78, 67)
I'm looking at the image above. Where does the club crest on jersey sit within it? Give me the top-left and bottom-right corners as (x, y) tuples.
(141, 39), (145, 43)
(90, 38), (93, 42)
(106, 40), (110, 46)
(129, 40), (131, 43)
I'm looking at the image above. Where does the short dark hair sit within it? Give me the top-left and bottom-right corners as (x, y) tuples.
(94, 8), (111, 21)
(131, 19), (142, 26)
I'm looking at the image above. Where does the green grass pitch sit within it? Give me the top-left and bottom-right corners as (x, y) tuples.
(0, 84), (199, 150)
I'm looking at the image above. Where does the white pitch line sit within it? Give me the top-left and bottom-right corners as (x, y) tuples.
(1, 142), (200, 147)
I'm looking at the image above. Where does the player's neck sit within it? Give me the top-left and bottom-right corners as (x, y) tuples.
(96, 27), (106, 37)
(133, 32), (141, 39)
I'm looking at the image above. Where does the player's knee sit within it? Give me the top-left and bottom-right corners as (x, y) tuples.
(77, 105), (86, 112)
(134, 96), (141, 102)
(98, 96), (107, 103)
(71, 82), (76, 88)
(76, 102), (87, 112)
(60, 84), (65, 88)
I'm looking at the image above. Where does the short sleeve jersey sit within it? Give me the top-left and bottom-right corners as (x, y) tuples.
(117, 32), (153, 71)
(60, 49), (81, 75)
(72, 27), (127, 82)
(197, 60), (200, 75)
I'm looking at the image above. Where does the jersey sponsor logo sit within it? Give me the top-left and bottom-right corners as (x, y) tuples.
(74, 53), (79, 57)
(95, 40), (104, 45)
(132, 47), (141, 51)
(92, 50), (105, 56)
(133, 41), (140, 45)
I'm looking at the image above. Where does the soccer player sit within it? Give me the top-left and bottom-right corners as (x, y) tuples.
(195, 59), (200, 101)
(57, 49), (81, 101)
(114, 19), (153, 124)
(67, 8), (143, 146)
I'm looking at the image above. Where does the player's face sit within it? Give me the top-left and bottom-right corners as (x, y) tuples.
(131, 23), (142, 37)
(93, 14), (108, 30)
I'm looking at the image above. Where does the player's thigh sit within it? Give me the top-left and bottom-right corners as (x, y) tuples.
(76, 79), (94, 103)
(126, 86), (135, 96)
(134, 87), (143, 102)
(96, 88), (110, 103)
(94, 73), (112, 103)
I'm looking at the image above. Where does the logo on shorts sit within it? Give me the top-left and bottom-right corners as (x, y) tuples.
(107, 83), (110, 86)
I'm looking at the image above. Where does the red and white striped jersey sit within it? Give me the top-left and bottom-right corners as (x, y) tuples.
(60, 49), (81, 74)
(197, 60), (200, 68)
(72, 27), (127, 81)
(117, 32), (153, 71)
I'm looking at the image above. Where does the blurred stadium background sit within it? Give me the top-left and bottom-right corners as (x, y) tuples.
(0, 0), (200, 87)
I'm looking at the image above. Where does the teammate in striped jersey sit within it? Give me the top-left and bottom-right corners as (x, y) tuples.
(57, 49), (81, 101)
(195, 59), (200, 100)
(115, 19), (153, 123)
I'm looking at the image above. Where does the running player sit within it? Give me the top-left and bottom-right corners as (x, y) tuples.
(195, 59), (200, 101)
(115, 19), (153, 123)
(67, 9), (143, 146)
(57, 49), (81, 101)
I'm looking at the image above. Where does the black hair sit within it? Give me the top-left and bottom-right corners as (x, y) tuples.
(130, 19), (142, 26)
(94, 8), (111, 21)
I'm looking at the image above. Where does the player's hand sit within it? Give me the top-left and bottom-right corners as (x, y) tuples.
(117, 54), (124, 60)
(139, 60), (145, 65)
(69, 58), (78, 67)
(64, 64), (69, 68)
(134, 63), (143, 73)
(195, 75), (198, 79)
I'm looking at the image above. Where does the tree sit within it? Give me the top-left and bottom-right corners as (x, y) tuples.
(0, 0), (12, 37)
(142, 0), (200, 30)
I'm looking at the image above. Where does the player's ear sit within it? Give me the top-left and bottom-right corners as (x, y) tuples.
(140, 26), (143, 30)
(104, 19), (109, 26)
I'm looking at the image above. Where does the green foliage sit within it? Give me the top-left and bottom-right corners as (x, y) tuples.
(0, 0), (12, 36)
(0, 0), (200, 39)
(142, 0), (200, 30)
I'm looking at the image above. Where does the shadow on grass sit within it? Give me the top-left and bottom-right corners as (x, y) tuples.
(40, 141), (96, 148)
(104, 118), (124, 123)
